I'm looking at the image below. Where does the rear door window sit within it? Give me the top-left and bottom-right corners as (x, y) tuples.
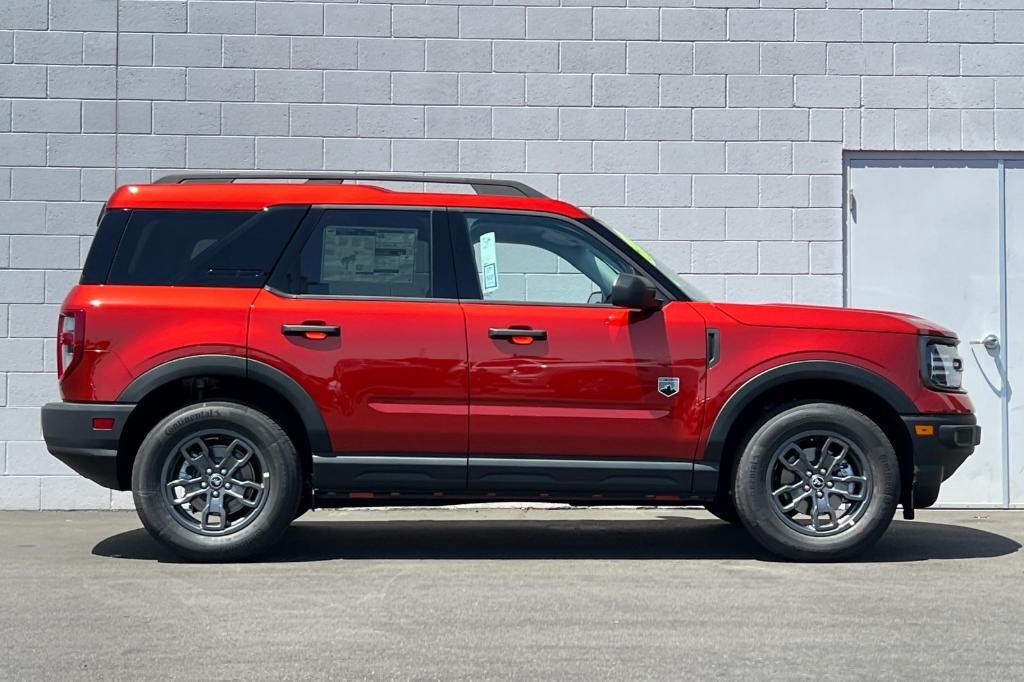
(106, 208), (304, 287)
(272, 208), (447, 299)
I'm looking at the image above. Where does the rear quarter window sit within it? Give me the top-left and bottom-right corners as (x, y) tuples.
(105, 208), (305, 287)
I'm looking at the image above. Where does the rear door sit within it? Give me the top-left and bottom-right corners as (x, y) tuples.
(449, 210), (707, 496)
(248, 206), (468, 493)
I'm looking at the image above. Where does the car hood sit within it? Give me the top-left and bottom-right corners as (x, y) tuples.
(710, 302), (957, 338)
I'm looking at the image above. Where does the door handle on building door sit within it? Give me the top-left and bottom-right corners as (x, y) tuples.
(970, 334), (1000, 353)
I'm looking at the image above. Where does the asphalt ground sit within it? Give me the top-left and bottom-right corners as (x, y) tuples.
(1, 507), (1022, 681)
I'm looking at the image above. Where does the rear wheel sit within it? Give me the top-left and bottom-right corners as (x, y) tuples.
(132, 402), (302, 561)
(733, 403), (899, 561)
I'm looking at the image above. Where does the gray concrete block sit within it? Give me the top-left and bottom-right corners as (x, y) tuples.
(153, 102), (220, 135)
(693, 174), (759, 207)
(827, 43), (892, 75)
(223, 36), (290, 69)
(727, 75), (794, 108)
(726, 207), (793, 240)
(393, 6), (459, 38)
(116, 134), (186, 167)
(0, 270), (44, 303)
(358, 38), (425, 71)
(186, 136), (256, 169)
(691, 241), (757, 273)
(290, 37), (357, 70)
(460, 7), (526, 39)
(728, 9), (795, 41)
(793, 274), (842, 305)
(324, 71), (391, 104)
(0, 201), (45, 235)
(0, 133), (47, 166)
(222, 103), (288, 136)
(493, 106), (558, 140)
(661, 9), (727, 41)
(393, 139), (458, 172)
(810, 241), (842, 274)
(153, 34), (222, 68)
(0, 65), (45, 98)
(256, 1), (323, 36)
(928, 77), (994, 108)
(962, 109), (995, 149)
(595, 141), (659, 173)
(6, 372), (58, 407)
(526, 141), (593, 173)
(46, 134), (115, 168)
(594, 74), (659, 107)
(793, 207), (842, 240)
(119, 0), (187, 33)
(13, 31), (83, 65)
(115, 101), (152, 134)
(726, 141), (793, 174)
(560, 108), (625, 141)
(626, 109), (691, 141)
(726, 275), (793, 304)
(693, 108), (758, 141)
(40, 476), (111, 510)
(118, 66), (186, 101)
(795, 9), (862, 41)
(0, 476), (41, 510)
(324, 138), (391, 171)
(0, 339), (43, 371)
(660, 142), (725, 173)
(188, 1), (256, 35)
(493, 41), (558, 74)
(661, 75), (726, 107)
(862, 76), (928, 108)
(116, 33), (152, 67)
(762, 43), (827, 75)
(862, 10), (928, 42)
(6, 441), (74, 476)
(694, 42), (759, 75)
(560, 42), (626, 74)
(324, 4), (391, 38)
(425, 106), (491, 139)
(594, 8), (660, 40)
(627, 43), (693, 75)
(290, 104), (358, 137)
(659, 208), (726, 241)
(256, 69), (323, 103)
(12, 100), (80, 134)
(459, 140), (527, 173)
(460, 73), (525, 106)
(526, 8), (593, 40)
(83, 32), (117, 66)
(625, 174), (691, 207)
(761, 174), (810, 207)
(357, 105), (424, 138)
(44, 269), (79, 302)
(187, 67), (254, 102)
(255, 136), (323, 170)
(427, 40), (491, 73)
(528, 73), (593, 106)
(0, 0), (47, 30)
(47, 66), (116, 100)
(760, 109), (809, 140)
(794, 75), (861, 107)
(12, 168), (80, 201)
(894, 43), (959, 76)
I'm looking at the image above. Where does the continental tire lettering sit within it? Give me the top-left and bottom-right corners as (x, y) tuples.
(164, 408), (222, 436)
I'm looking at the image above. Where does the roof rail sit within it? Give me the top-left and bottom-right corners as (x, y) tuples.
(154, 172), (547, 198)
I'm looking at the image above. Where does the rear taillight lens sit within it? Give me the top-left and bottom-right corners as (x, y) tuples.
(57, 310), (85, 380)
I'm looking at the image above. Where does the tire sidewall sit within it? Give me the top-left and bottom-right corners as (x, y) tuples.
(132, 401), (301, 561)
(734, 403), (900, 561)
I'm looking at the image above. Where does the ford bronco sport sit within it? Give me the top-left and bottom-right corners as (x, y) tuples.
(42, 173), (980, 562)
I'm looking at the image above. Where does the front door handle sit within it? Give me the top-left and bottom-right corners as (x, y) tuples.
(282, 323), (340, 340)
(489, 328), (547, 345)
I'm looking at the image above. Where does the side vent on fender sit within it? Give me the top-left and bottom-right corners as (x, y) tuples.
(707, 329), (720, 367)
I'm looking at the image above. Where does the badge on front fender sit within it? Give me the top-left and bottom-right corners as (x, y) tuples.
(658, 377), (680, 397)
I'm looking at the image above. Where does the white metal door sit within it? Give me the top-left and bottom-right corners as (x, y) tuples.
(847, 158), (1007, 507)
(1004, 163), (1023, 506)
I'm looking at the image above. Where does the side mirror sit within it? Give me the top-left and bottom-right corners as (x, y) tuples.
(611, 273), (662, 311)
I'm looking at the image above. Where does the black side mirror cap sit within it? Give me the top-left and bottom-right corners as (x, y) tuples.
(610, 273), (662, 311)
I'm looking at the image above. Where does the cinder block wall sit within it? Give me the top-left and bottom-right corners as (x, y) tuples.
(1, 0), (1021, 509)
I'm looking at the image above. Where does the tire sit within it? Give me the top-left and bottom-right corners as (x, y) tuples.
(733, 403), (899, 562)
(704, 497), (741, 525)
(132, 401), (302, 562)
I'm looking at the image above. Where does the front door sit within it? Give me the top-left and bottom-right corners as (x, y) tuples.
(249, 207), (468, 492)
(847, 157), (1016, 506)
(449, 210), (707, 495)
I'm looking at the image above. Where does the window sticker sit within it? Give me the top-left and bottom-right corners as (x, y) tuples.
(321, 226), (417, 283)
(480, 231), (499, 293)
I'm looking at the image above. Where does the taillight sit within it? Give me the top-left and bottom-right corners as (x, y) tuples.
(57, 309), (85, 380)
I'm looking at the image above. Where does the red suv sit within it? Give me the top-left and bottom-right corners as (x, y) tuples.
(42, 173), (980, 562)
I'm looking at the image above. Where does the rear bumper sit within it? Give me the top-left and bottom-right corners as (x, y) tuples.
(902, 413), (981, 508)
(41, 402), (135, 490)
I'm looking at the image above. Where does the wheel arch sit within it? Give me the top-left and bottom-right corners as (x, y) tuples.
(114, 355), (330, 490)
(702, 361), (915, 510)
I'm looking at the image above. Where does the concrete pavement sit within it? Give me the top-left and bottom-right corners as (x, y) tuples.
(1, 507), (1021, 680)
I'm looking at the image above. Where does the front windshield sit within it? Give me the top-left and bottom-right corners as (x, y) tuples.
(587, 219), (710, 301)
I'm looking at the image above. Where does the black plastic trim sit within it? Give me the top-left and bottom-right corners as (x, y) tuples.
(901, 413), (979, 508)
(42, 402), (135, 490)
(706, 328), (720, 367)
(116, 354), (332, 453)
(467, 456), (695, 494)
(702, 360), (919, 466)
(312, 454), (468, 491)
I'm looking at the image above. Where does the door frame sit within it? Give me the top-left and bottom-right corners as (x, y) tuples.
(843, 152), (1014, 508)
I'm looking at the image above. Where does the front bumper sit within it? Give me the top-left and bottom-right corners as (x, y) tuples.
(41, 402), (135, 490)
(901, 413), (981, 509)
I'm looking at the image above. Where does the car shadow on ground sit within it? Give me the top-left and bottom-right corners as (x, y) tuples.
(92, 514), (1021, 564)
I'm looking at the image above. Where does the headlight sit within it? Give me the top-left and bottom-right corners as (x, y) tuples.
(923, 339), (963, 391)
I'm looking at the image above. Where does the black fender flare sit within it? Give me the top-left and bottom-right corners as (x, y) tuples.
(702, 360), (917, 467)
(117, 354), (332, 453)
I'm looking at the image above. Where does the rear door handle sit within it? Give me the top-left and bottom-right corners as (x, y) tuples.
(282, 323), (340, 340)
(488, 328), (547, 345)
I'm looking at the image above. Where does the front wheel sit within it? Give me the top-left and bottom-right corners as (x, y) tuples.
(132, 402), (302, 562)
(733, 403), (899, 562)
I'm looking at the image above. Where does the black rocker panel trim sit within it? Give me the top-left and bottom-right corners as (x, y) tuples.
(117, 354), (332, 453)
(312, 454), (467, 491)
(701, 360), (918, 470)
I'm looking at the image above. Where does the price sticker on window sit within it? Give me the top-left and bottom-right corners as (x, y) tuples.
(480, 232), (499, 293)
